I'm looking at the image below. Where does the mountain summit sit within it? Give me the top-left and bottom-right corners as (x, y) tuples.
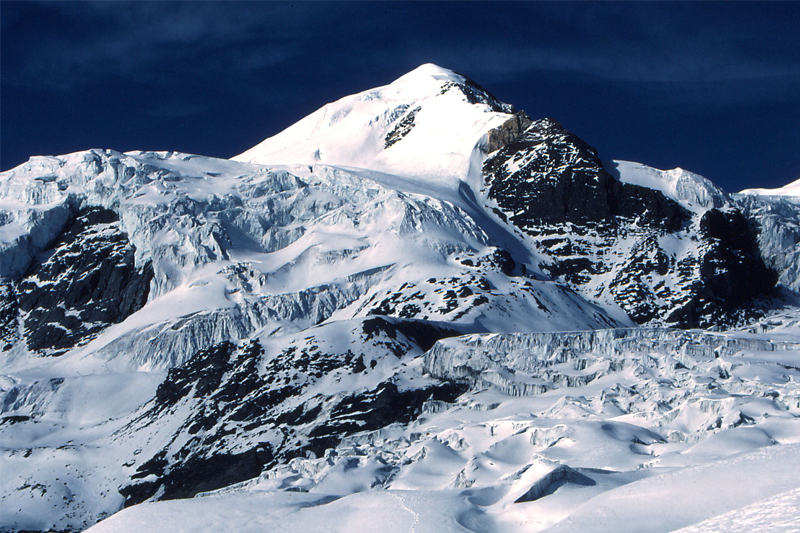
(234, 64), (521, 185)
(2, 65), (800, 533)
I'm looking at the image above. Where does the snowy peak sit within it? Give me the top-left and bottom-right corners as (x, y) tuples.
(234, 64), (518, 185)
(740, 176), (800, 198)
(374, 63), (468, 98)
(392, 62), (461, 83)
(608, 160), (731, 213)
(388, 63), (514, 113)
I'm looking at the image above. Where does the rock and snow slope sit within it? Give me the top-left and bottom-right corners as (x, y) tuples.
(2, 64), (800, 532)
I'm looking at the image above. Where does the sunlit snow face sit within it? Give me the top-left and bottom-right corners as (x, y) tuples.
(233, 64), (515, 187)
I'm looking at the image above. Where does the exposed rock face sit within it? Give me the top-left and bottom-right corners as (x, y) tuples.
(0, 283), (18, 351)
(663, 208), (778, 327)
(606, 235), (673, 323)
(482, 118), (777, 328)
(122, 340), (277, 505)
(483, 118), (689, 230)
(15, 206), (153, 354)
(482, 111), (533, 154)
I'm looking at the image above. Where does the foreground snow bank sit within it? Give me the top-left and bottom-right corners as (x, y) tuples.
(84, 442), (800, 533)
(84, 490), (479, 533)
(544, 442), (800, 533)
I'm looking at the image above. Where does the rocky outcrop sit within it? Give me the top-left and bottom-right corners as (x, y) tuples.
(384, 106), (421, 149)
(0, 283), (18, 351)
(483, 118), (689, 230)
(15, 206), (153, 354)
(663, 208), (778, 327)
(481, 112), (532, 154)
(437, 75), (515, 114)
(482, 119), (777, 328)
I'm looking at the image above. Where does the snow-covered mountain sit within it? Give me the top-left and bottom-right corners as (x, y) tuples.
(3, 64), (800, 533)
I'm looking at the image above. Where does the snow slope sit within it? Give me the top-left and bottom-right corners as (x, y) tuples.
(81, 444), (800, 533)
(544, 442), (800, 533)
(234, 63), (519, 190)
(672, 486), (800, 533)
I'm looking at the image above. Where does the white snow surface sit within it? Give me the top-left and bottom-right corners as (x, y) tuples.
(83, 442), (800, 533)
(740, 176), (800, 198)
(234, 63), (514, 190)
(672, 486), (800, 533)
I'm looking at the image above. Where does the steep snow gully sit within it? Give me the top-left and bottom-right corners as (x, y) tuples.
(3, 64), (800, 532)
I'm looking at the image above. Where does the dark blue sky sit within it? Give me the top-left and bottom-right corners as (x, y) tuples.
(2, 2), (799, 192)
